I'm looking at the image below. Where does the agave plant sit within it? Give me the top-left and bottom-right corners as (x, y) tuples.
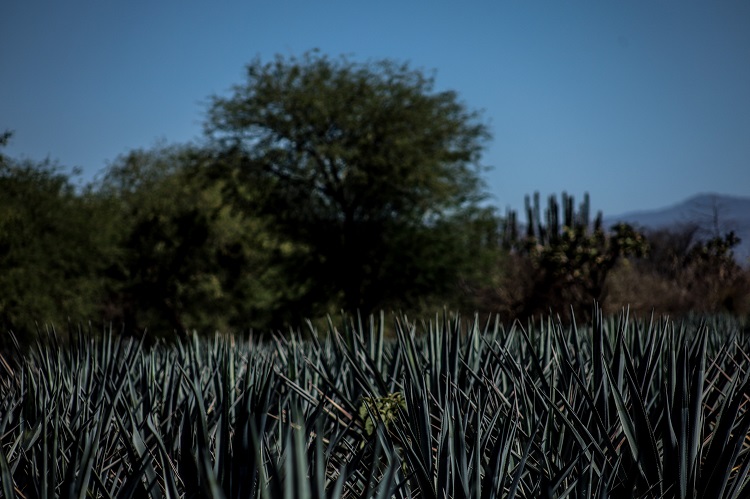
(1, 308), (749, 498)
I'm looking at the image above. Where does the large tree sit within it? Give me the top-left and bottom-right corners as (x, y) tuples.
(206, 52), (491, 316)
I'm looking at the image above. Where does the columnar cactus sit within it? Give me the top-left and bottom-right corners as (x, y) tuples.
(502, 192), (648, 319)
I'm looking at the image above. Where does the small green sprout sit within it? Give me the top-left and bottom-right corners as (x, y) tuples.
(358, 391), (406, 436)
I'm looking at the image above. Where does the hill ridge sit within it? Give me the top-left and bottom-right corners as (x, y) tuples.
(605, 193), (750, 264)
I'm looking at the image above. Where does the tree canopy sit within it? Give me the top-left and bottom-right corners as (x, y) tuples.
(0, 133), (111, 344)
(95, 144), (296, 336)
(206, 51), (492, 316)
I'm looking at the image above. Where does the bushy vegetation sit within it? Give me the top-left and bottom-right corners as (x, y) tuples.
(3, 52), (749, 349)
(5, 52), (750, 350)
(2, 309), (750, 498)
(0, 52), (496, 345)
(3, 135), (747, 349)
(605, 227), (750, 317)
(461, 192), (749, 324)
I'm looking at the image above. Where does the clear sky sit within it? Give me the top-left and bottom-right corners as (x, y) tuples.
(2, 1), (749, 217)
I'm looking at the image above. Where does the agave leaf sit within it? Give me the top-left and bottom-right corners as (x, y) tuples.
(374, 459), (400, 499)
(72, 429), (100, 499)
(108, 408), (152, 499)
(604, 359), (661, 492)
(541, 384), (606, 463)
(686, 328), (708, 495)
(0, 439), (15, 499)
(132, 421), (163, 499)
(145, 414), (181, 499)
(480, 399), (518, 499)
(635, 313), (667, 397)
(507, 412), (540, 499)
(436, 393), (454, 498)
(517, 322), (551, 395)
(450, 399), (471, 499)
(700, 373), (750, 499)
(617, 328), (663, 485)
(176, 409), (201, 497)
(661, 378), (680, 495)
(562, 359), (621, 464)
(725, 432), (750, 499)
(399, 382), (436, 498)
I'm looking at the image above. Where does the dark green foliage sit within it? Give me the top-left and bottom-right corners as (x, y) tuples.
(2, 309), (750, 498)
(206, 51), (491, 317)
(0, 134), (113, 346)
(5, 45), (750, 345)
(95, 145), (295, 335)
(1, 53), (495, 338)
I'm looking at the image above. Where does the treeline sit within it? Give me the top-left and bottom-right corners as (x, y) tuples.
(1, 53), (748, 346)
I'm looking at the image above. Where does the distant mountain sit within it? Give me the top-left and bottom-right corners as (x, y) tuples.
(604, 193), (750, 265)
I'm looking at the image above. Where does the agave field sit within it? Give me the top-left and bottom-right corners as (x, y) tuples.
(1, 309), (750, 498)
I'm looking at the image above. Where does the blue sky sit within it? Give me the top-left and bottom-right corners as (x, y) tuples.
(1, 1), (749, 217)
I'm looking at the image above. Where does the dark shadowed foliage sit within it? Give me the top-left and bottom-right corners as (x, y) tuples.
(205, 51), (492, 320)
